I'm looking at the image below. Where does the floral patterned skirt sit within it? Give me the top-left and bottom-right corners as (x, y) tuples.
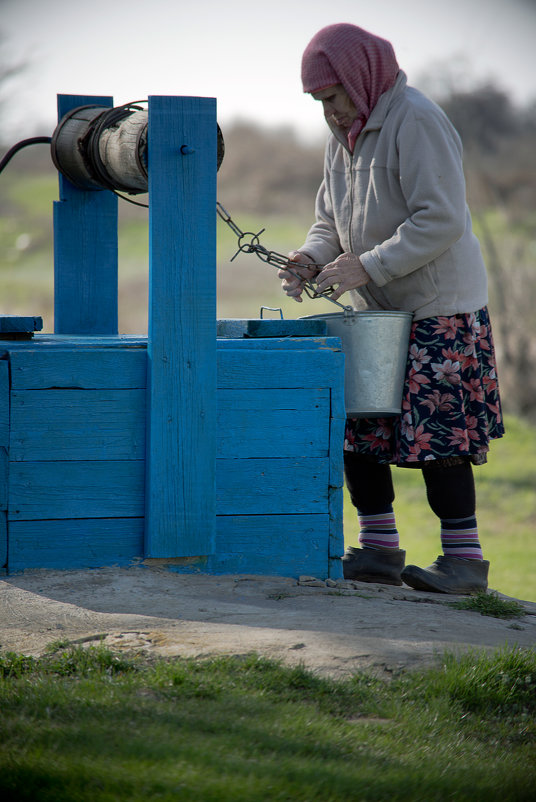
(344, 307), (505, 466)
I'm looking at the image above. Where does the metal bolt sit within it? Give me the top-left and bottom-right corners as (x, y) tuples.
(180, 145), (195, 155)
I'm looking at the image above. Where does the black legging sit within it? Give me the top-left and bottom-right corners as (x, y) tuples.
(343, 451), (476, 519)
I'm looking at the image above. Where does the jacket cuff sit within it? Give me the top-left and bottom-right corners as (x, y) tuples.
(359, 249), (390, 287)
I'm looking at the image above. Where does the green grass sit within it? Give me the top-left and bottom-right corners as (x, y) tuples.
(449, 591), (527, 619)
(345, 414), (536, 602)
(0, 644), (534, 801)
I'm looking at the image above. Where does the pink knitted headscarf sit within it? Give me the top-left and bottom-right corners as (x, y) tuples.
(302, 23), (399, 151)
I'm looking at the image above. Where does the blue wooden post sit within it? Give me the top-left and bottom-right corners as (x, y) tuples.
(328, 363), (346, 579)
(144, 96), (217, 557)
(53, 94), (118, 334)
(0, 360), (8, 573)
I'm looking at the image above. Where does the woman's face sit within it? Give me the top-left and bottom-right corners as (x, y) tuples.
(311, 84), (358, 131)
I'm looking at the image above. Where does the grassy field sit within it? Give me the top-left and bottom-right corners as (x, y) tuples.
(0, 644), (534, 802)
(1, 181), (535, 600)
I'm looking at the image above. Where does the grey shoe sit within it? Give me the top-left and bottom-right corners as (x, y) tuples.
(401, 555), (489, 595)
(342, 546), (406, 586)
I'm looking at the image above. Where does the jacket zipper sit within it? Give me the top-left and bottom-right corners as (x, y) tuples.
(347, 148), (355, 253)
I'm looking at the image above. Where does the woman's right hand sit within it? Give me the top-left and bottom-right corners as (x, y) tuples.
(278, 251), (320, 303)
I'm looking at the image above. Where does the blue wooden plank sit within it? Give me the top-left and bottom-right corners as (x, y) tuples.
(54, 94), (118, 335)
(328, 483), (344, 579)
(217, 388), (329, 458)
(0, 336), (148, 362)
(145, 96), (217, 558)
(8, 514), (329, 576)
(0, 360), (8, 570)
(8, 518), (144, 572)
(208, 514), (329, 576)
(10, 389), (146, 461)
(8, 335), (147, 347)
(0, 512), (6, 573)
(0, 447), (7, 510)
(0, 360), (8, 447)
(327, 360), (346, 576)
(0, 447), (6, 573)
(216, 458), (328, 515)
(9, 348), (147, 390)
(216, 336), (342, 351)
(217, 348), (344, 390)
(0, 316), (42, 333)
(8, 461), (144, 521)
(216, 319), (327, 338)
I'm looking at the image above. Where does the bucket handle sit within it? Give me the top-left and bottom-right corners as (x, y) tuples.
(259, 306), (284, 319)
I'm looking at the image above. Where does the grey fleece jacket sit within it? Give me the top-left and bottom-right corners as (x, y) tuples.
(301, 71), (488, 320)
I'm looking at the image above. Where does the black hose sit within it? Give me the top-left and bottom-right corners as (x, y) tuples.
(0, 136), (52, 174)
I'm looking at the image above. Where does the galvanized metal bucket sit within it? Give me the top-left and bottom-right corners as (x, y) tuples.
(301, 311), (413, 417)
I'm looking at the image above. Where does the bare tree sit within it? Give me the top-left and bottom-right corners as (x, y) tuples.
(440, 85), (536, 420)
(0, 34), (27, 144)
(217, 121), (325, 220)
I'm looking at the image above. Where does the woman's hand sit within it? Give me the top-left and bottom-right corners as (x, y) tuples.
(278, 251), (320, 303)
(315, 252), (370, 301)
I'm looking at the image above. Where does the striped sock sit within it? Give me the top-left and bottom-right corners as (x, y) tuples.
(440, 516), (483, 560)
(358, 505), (400, 550)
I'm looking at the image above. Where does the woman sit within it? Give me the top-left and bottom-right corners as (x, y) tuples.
(279, 23), (504, 594)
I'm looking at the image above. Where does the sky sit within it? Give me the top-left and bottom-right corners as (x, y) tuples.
(1, 0), (536, 142)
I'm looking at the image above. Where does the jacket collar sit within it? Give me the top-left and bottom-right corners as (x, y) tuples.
(362, 70), (407, 132)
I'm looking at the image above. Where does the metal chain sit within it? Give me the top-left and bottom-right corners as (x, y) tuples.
(216, 202), (354, 312)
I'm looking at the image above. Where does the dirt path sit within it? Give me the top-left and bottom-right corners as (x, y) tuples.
(1, 567), (534, 677)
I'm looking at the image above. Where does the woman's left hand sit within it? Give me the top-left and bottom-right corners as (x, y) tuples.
(315, 252), (370, 301)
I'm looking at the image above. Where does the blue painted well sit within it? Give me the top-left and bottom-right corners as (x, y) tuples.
(2, 95), (345, 580)
(0, 332), (345, 578)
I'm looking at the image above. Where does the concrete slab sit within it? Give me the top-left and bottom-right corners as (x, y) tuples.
(1, 567), (534, 678)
